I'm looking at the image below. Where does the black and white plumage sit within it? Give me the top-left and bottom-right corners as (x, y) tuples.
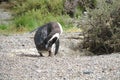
(34, 22), (63, 57)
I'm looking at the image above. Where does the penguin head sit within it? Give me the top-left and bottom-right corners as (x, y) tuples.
(45, 33), (59, 51)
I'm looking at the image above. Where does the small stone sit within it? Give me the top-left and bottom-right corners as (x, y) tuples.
(83, 70), (93, 74)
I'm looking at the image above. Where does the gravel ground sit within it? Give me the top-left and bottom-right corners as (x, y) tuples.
(0, 33), (120, 80)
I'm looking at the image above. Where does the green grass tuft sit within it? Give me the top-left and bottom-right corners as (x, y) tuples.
(0, 25), (8, 30)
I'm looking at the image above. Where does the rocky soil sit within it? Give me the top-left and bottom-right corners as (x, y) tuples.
(0, 32), (120, 80)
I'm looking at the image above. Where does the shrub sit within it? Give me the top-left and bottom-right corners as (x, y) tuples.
(64, 0), (96, 18)
(11, 0), (63, 15)
(82, 0), (120, 55)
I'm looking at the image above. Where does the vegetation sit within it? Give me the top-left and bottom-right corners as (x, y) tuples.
(82, 0), (120, 54)
(0, 0), (74, 33)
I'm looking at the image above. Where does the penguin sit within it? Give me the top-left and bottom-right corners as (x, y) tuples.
(34, 22), (63, 57)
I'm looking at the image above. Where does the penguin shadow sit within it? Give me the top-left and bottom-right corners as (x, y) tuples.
(18, 53), (41, 58)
